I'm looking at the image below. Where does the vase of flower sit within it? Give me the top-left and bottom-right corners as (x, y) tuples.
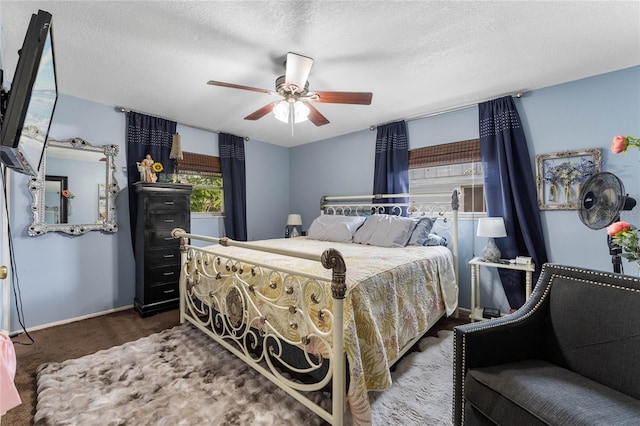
(565, 183), (580, 203)
(564, 184), (573, 203)
(608, 221), (640, 269)
(574, 182), (583, 202)
(62, 189), (74, 216)
(549, 184), (558, 202)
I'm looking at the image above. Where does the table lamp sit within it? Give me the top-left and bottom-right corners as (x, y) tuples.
(286, 214), (303, 237)
(477, 217), (507, 262)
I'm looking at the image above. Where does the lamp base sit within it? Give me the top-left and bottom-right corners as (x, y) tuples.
(482, 238), (501, 263)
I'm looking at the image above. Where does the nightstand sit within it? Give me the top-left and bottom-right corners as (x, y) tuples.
(468, 256), (536, 322)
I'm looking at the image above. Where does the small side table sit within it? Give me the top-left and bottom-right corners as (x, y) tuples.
(468, 257), (536, 322)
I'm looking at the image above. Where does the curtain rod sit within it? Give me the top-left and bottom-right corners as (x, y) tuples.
(114, 106), (250, 141)
(369, 91), (524, 131)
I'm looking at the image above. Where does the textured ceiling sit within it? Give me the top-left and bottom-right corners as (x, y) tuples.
(1, 1), (639, 147)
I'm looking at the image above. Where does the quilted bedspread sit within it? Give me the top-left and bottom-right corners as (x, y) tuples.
(199, 237), (458, 425)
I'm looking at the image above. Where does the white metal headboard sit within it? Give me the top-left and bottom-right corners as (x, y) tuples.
(319, 190), (460, 280)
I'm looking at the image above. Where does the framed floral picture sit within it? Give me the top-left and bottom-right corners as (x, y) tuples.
(536, 148), (601, 210)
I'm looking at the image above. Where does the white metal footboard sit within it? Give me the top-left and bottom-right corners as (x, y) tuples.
(171, 230), (347, 425)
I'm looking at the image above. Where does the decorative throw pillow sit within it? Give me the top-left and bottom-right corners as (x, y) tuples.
(408, 217), (436, 245)
(423, 233), (448, 246)
(353, 214), (417, 248)
(306, 215), (366, 243)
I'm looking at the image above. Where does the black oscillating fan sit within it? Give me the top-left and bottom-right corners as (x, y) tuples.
(578, 172), (636, 272)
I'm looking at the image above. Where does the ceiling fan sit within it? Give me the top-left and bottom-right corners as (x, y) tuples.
(207, 52), (373, 127)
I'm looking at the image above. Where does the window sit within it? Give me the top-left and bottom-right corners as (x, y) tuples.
(175, 151), (224, 216)
(409, 139), (485, 214)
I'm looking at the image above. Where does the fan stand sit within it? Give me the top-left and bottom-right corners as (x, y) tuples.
(608, 234), (623, 273)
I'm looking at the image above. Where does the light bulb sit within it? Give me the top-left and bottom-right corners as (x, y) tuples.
(273, 100), (289, 123)
(293, 101), (310, 123)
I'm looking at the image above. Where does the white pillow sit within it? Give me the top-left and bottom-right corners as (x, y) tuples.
(408, 217), (436, 245)
(306, 215), (366, 243)
(353, 214), (417, 248)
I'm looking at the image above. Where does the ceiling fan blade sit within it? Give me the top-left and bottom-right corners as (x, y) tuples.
(285, 52), (313, 93)
(207, 80), (275, 95)
(244, 102), (277, 121)
(309, 91), (373, 105)
(303, 102), (330, 126)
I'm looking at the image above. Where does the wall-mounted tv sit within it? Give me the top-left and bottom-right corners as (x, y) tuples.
(0, 10), (58, 176)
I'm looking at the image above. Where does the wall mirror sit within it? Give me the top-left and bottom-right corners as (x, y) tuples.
(28, 137), (120, 236)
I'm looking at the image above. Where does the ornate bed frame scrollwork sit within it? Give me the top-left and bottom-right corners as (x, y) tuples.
(172, 190), (459, 425)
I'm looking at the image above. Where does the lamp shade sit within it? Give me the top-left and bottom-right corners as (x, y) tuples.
(287, 214), (302, 226)
(477, 217), (507, 238)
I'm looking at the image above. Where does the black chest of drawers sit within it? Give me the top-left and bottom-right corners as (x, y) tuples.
(134, 182), (192, 317)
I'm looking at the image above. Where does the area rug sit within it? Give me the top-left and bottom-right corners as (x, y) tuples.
(34, 323), (454, 426)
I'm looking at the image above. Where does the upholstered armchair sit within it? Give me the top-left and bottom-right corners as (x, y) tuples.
(453, 263), (640, 425)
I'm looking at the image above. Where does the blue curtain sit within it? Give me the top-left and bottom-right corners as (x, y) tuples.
(219, 133), (247, 241)
(479, 96), (548, 309)
(373, 121), (409, 213)
(126, 112), (176, 250)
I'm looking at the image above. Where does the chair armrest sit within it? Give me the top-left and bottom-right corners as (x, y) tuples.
(452, 263), (556, 425)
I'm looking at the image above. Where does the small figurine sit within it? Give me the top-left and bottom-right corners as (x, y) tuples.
(136, 154), (157, 183)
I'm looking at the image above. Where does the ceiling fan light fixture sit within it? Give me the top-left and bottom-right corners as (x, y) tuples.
(293, 101), (310, 123)
(273, 100), (289, 123)
(272, 100), (310, 124)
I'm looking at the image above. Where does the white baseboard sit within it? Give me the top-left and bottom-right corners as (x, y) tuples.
(10, 305), (134, 336)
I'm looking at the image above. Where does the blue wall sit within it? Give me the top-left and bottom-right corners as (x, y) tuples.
(290, 66), (640, 313)
(524, 67), (640, 272)
(6, 65), (640, 331)
(7, 95), (289, 332)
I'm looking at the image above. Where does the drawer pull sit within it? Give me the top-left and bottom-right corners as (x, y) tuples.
(164, 219), (175, 223)
(163, 272), (175, 276)
(163, 289), (175, 294)
(163, 254), (175, 258)
(164, 201), (175, 205)
(163, 237), (173, 241)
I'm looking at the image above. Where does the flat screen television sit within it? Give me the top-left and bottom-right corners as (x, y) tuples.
(0, 10), (58, 176)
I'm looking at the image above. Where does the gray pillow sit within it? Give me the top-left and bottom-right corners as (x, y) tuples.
(423, 233), (447, 247)
(408, 217), (436, 245)
(306, 215), (366, 243)
(353, 214), (417, 248)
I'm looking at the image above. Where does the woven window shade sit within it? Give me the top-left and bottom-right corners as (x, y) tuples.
(409, 139), (480, 169)
(175, 151), (221, 176)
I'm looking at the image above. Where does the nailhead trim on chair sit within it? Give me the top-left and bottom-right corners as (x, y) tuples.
(454, 263), (640, 425)
(452, 328), (458, 424)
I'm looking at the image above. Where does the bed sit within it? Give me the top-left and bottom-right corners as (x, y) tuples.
(172, 191), (459, 425)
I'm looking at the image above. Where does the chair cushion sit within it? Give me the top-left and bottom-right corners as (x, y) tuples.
(465, 359), (640, 426)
